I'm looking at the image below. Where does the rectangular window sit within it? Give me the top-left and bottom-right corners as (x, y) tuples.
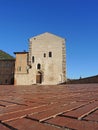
(32, 56), (34, 63)
(5, 80), (8, 83)
(44, 53), (46, 57)
(49, 52), (52, 57)
(19, 66), (21, 71)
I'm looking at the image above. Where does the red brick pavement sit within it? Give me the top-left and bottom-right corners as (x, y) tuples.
(0, 84), (98, 130)
(5, 118), (60, 130)
(84, 109), (98, 122)
(62, 101), (98, 120)
(45, 116), (98, 130)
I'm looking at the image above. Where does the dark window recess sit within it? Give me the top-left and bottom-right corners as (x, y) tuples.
(44, 53), (46, 57)
(37, 64), (41, 69)
(5, 80), (7, 83)
(19, 67), (21, 71)
(49, 52), (52, 57)
(32, 56), (34, 63)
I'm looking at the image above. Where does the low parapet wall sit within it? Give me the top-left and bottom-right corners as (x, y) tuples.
(67, 75), (98, 84)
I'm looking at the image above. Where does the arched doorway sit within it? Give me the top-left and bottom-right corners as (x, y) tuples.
(36, 71), (42, 84)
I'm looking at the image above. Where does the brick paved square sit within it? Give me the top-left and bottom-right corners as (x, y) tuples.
(0, 84), (98, 130)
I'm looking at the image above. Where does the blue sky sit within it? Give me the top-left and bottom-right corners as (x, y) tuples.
(0, 0), (98, 79)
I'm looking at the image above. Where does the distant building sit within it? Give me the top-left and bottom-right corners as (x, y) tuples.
(0, 50), (15, 85)
(14, 32), (66, 85)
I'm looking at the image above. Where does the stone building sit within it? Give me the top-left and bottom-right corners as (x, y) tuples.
(14, 32), (66, 85)
(0, 50), (15, 84)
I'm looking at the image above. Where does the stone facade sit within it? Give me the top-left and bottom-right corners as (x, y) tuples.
(0, 50), (15, 85)
(14, 32), (66, 85)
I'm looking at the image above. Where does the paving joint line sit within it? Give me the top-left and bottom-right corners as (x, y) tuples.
(43, 120), (75, 130)
(0, 104), (46, 116)
(78, 107), (98, 120)
(1, 122), (18, 130)
(59, 115), (78, 120)
(1, 115), (27, 123)
(82, 118), (98, 123)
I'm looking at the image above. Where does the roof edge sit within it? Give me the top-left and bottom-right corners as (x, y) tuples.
(14, 51), (28, 54)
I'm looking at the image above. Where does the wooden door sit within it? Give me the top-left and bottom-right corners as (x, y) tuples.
(36, 72), (42, 84)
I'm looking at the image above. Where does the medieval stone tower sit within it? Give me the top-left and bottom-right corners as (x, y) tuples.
(14, 32), (66, 85)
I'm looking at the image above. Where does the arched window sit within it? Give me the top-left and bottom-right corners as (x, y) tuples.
(37, 64), (41, 69)
(49, 52), (52, 57)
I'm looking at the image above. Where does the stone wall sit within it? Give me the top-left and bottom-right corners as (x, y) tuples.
(67, 75), (98, 84)
(0, 60), (15, 84)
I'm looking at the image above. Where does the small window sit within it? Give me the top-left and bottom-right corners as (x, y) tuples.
(19, 66), (21, 71)
(37, 64), (41, 69)
(17, 66), (21, 71)
(44, 53), (46, 57)
(5, 80), (8, 83)
(32, 56), (34, 63)
(49, 52), (52, 57)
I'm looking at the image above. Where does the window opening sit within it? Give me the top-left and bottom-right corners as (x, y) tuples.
(44, 53), (46, 57)
(32, 56), (34, 63)
(49, 52), (52, 57)
(5, 80), (8, 83)
(37, 64), (41, 69)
